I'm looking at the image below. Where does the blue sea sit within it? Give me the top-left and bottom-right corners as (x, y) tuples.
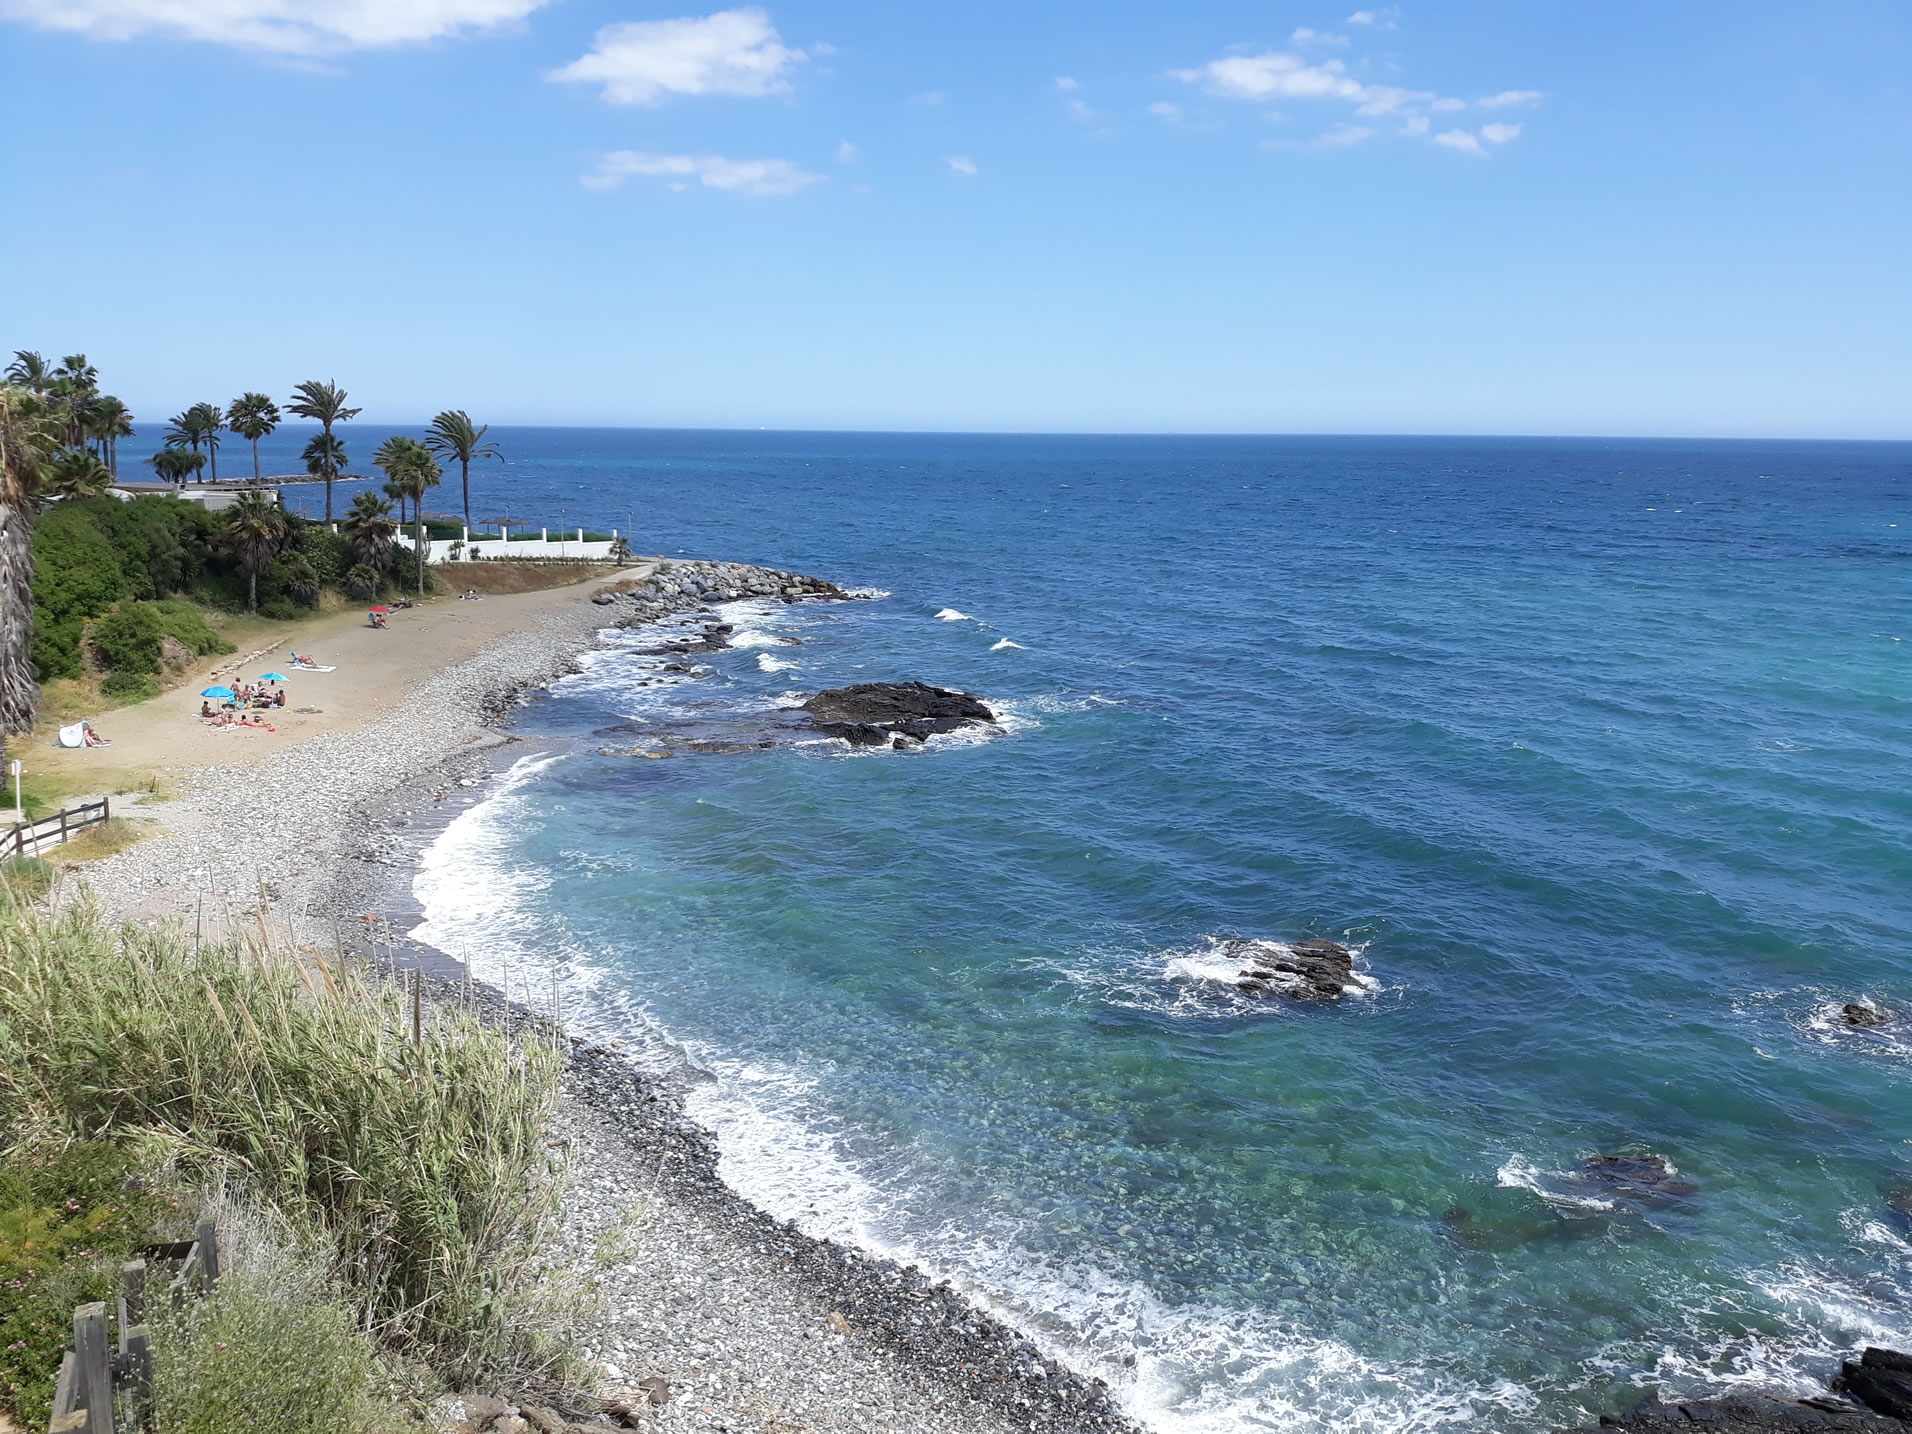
(286, 429), (1912, 1431)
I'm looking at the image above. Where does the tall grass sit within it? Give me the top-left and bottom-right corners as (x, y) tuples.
(0, 897), (572, 1388)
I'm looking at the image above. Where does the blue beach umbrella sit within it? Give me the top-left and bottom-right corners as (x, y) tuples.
(258, 673), (288, 682)
(201, 686), (235, 698)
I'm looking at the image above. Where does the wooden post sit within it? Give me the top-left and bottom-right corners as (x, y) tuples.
(73, 1302), (113, 1434)
(195, 1222), (219, 1287)
(59, 809), (68, 846)
(51, 1349), (78, 1420)
(117, 1260), (146, 1336)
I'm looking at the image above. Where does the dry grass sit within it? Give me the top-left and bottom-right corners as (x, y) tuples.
(46, 816), (151, 866)
(0, 896), (579, 1389)
(436, 562), (621, 596)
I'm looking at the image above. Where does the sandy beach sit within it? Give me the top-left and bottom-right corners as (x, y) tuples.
(64, 560), (1134, 1434)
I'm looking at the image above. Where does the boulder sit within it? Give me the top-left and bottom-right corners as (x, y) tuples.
(1581, 1153), (1700, 1198)
(1229, 938), (1356, 1001)
(1842, 1349), (1912, 1420)
(1843, 1004), (1886, 1028)
(801, 681), (995, 746)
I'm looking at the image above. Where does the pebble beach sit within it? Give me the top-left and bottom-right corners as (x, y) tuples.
(80, 560), (1138, 1434)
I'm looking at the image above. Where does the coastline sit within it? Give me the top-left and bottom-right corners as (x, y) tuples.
(80, 561), (1143, 1434)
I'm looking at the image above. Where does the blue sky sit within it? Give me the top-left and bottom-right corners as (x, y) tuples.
(2, 1), (1907, 436)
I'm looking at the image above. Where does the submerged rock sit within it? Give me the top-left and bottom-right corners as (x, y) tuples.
(1843, 1003), (1887, 1028)
(1581, 1153), (1700, 1199)
(802, 681), (997, 746)
(1229, 938), (1357, 1001)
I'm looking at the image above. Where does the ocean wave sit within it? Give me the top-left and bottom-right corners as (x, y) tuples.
(756, 653), (798, 674)
(1025, 936), (1384, 1022)
(991, 638), (1025, 650)
(680, 1050), (1541, 1434)
(935, 608), (974, 621)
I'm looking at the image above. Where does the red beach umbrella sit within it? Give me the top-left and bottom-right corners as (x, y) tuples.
(368, 606), (392, 613)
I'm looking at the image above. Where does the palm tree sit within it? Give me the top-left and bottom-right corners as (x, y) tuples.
(301, 431), (347, 511)
(164, 405), (223, 480)
(189, 402), (225, 482)
(222, 490), (288, 613)
(0, 384), (58, 749)
(43, 448), (114, 501)
(372, 436), (427, 525)
(5, 352), (50, 394)
(50, 356), (100, 449)
(340, 490), (398, 573)
(88, 396), (133, 474)
(285, 380), (361, 521)
(423, 410), (502, 529)
(228, 392), (281, 480)
(148, 447), (205, 484)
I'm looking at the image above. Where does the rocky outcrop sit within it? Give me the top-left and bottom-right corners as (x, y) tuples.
(1844, 1004), (1888, 1028)
(1561, 1393), (1908, 1433)
(1581, 1153), (1700, 1198)
(600, 561), (857, 630)
(1557, 1349), (1912, 1434)
(1229, 939), (1357, 1001)
(801, 681), (997, 747)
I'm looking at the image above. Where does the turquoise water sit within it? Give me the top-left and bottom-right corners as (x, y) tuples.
(408, 433), (1912, 1432)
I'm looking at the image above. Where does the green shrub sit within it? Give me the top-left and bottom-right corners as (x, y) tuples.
(151, 1248), (391, 1434)
(0, 1141), (175, 1429)
(0, 901), (574, 1388)
(148, 599), (235, 658)
(101, 672), (161, 702)
(90, 603), (164, 675)
(342, 565), (380, 602)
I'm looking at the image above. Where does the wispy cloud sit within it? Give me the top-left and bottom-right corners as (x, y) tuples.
(1173, 32), (1538, 154)
(1291, 27), (1348, 45)
(834, 139), (858, 164)
(1479, 121), (1522, 144)
(1346, 6), (1398, 27)
(908, 89), (946, 106)
(1055, 75), (1079, 92)
(549, 7), (803, 106)
(947, 155), (977, 176)
(1478, 89), (1543, 108)
(1148, 100), (1182, 119)
(582, 150), (824, 195)
(0, 0), (549, 52)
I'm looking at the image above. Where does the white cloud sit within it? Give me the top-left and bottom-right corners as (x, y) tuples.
(1346, 5), (1398, 26)
(1291, 27), (1348, 45)
(1429, 96), (1466, 112)
(1478, 89), (1542, 108)
(0, 0), (548, 52)
(1346, 9), (1375, 22)
(908, 89), (945, 105)
(1401, 115), (1429, 136)
(947, 155), (977, 176)
(1433, 128), (1486, 155)
(1054, 75), (1078, 91)
(1175, 51), (1365, 103)
(582, 150), (824, 195)
(834, 139), (857, 164)
(1479, 121), (1521, 144)
(1265, 121), (1375, 150)
(1147, 100), (1181, 119)
(548, 7), (803, 106)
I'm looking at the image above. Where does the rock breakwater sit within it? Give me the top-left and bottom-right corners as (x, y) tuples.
(594, 560), (859, 627)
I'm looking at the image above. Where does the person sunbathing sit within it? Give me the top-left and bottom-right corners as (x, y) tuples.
(272, 690), (285, 708)
(80, 721), (110, 747)
(201, 701), (215, 719)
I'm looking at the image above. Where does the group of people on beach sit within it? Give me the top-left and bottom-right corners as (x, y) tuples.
(201, 676), (284, 731)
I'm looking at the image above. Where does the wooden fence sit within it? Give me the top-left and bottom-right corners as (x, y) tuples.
(5, 800), (109, 858)
(46, 1221), (218, 1434)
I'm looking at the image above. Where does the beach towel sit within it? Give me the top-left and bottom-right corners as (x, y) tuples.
(55, 723), (85, 748)
(290, 664), (336, 672)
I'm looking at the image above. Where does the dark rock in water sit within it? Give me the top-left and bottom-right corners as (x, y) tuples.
(1227, 938), (1356, 1001)
(802, 681), (996, 746)
(1843, 1349), (1912, 1419)
(1582, 1153), (1698, 1196)
(684, 740), (775, 755)
(1885, 1186), (1912, 1219)
(1843, 1003), (1887, 1028)
(1559, 1393), (1907, 1432)
(1441, 1206), (1472, 1225)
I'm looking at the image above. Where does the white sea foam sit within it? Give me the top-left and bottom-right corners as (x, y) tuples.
(1494, 1155), (1618, 1214)
(756, 653), (797, 673)
(935, 608), (974, 621)
(990, 638), (1025, 650)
